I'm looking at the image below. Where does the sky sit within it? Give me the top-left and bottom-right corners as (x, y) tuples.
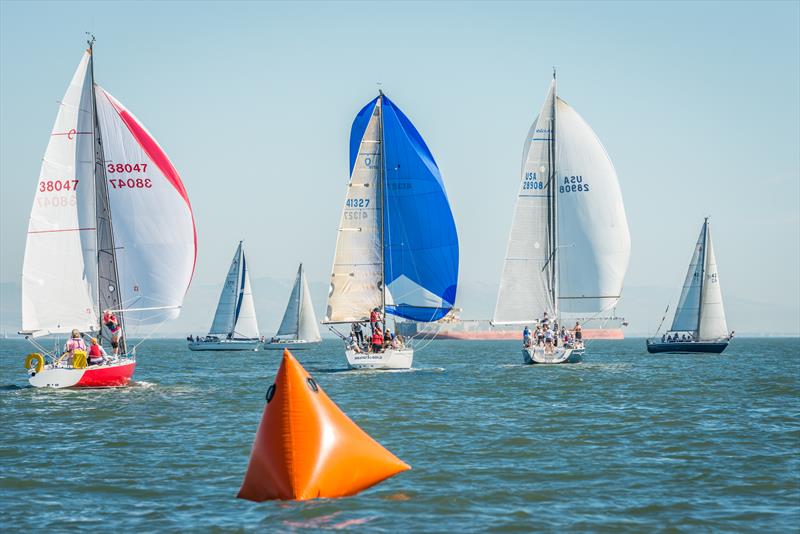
(1, 0), (798, 336)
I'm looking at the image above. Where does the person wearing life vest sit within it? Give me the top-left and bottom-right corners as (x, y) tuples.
(103, 309), (123, 355)
(87, 338), (108, 366)
(61, 329), (87, 366)
(371, 327), (384, 353)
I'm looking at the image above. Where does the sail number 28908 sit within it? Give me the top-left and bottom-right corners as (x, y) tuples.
(559, 175), (590, 193)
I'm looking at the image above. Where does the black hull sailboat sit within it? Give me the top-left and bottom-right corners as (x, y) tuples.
(647, 218), (733, 355)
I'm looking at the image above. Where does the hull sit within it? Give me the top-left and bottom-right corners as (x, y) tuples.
(262, 340), (321, 351)
(522, 346), (583, 365)
(646, 340), (729, 354)
(345, 348), (413, 370)
(28, 359), (136, 389)
(188, 339), (260, 351)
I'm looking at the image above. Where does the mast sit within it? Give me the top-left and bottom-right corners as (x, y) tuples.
(550, 68), (559, 318)
(89, 36), (126, 354)
(378, 90), (386, 323)
(696, 217), (709, 336)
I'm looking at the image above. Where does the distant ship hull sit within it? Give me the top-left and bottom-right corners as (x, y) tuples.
(395, 318), (626, 341)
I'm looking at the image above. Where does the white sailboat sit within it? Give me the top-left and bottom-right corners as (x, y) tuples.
(493, 72), (631, 364)
(263, 263), (322, 350)
(323, 91), (459, 370)
(647, 218), (733, 354)
(21, 40), (196, 387)
(188, 242), (261, 351)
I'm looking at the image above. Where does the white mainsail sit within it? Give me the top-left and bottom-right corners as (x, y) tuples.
(494, 81), (557, 325)
(555, 97), (630, 313)
(278, 264), (321, 341)
(493, 77), (630, 325)
(210, 244), (242, 336)
(21, 52), (97, 336)
(671, 226), (705, 332)
(325, 98), (383, 323)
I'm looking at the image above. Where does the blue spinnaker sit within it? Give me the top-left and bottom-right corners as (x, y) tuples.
(350, 95), (459, 322)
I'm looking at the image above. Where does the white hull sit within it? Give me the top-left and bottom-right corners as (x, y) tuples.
(262, 340), (321, 351)
(187, 339), (260, 351)
(28, 358), (136, 388)
(522, 346), (581, 364)
(345, 348), (413, 369)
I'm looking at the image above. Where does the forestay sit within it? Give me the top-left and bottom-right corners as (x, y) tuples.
(494, 81), (556, 324)
(22, 52), (97, 336)
(381, 95), (458, 322)
(555, 97), (630, 314)
(94, 87), (196, 326)
(325, 99), (384, 323)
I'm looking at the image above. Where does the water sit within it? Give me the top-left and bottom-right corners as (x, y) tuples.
(1, 338), (798, 531)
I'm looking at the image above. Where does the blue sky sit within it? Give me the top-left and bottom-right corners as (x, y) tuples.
(1, 1), (798, 335)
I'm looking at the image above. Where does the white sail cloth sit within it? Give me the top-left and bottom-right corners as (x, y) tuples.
(235, 261), (259, 339)
(493, 81), (556, 325)
(22, 52), (97, 336)
(209, 243), (259, 339)
(21, 50), (195, 337)
(325, 99), (383, 323)
(555, 97), (630, 313)
(278, 265), (321, 341)
(210, 244), (242, 336)
(94, 87), (195, 325)
(671, 227), (705, 332)
(698, 230), (728, 340)
(671, 220), (728, 340)
(494, 80), (630, 325)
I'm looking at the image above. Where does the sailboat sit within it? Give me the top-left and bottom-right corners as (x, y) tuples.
(323, 91), (459, 370)
(493, 73), (631, 364)
(21, 40), (196, 387)
(263, 263), (321, 350)
(188, 242), (261, 351)
(646, 218), (733, 354)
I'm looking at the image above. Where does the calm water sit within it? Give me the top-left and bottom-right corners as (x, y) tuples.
(1, 338), (798, 532)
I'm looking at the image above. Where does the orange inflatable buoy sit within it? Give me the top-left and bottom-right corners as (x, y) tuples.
(238, 349), (410, 501)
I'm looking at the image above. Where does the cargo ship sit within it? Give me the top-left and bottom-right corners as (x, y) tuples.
(395, 309), (627, 341)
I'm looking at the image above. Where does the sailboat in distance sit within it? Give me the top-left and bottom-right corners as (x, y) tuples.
(189, 242), (261, 351)
(493, 72), (630, 364)
(263, 263), (322, 350)
(21, 39), (196, 387)
(647, 218), (733, 354)
(323, 91), (459, 369)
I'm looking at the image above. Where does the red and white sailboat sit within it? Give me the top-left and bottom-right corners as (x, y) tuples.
(20, 39), (196, 388)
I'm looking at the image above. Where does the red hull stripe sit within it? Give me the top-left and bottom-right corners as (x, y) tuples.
(101, 90), (197, 281)
(75, 362), (136, 387)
